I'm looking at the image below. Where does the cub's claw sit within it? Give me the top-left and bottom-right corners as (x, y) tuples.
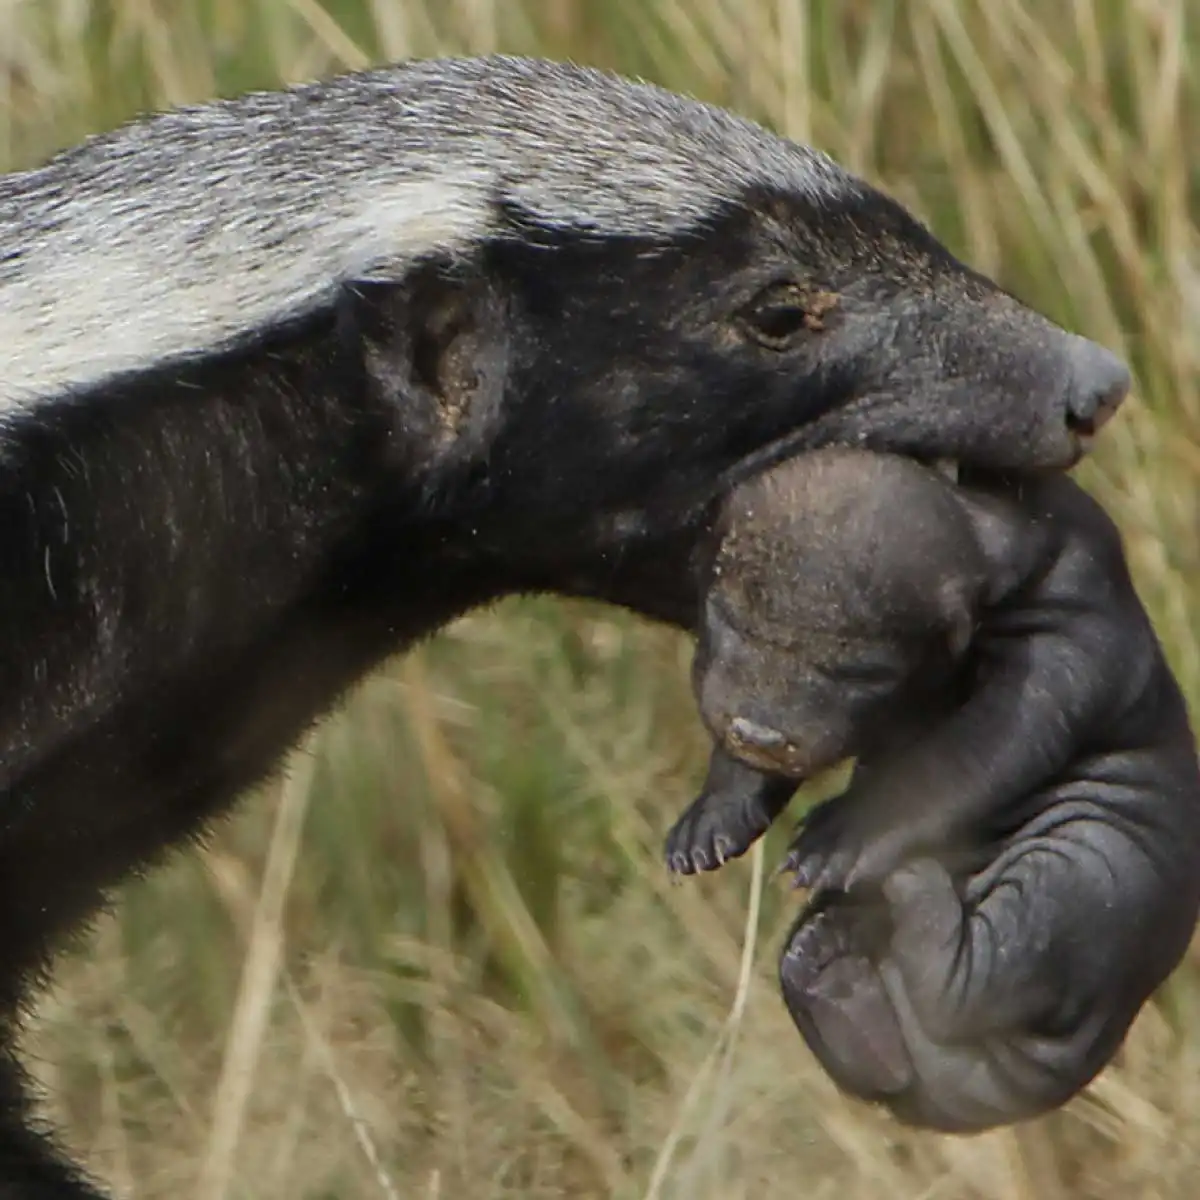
(783, 788), (953, 897)
(665, 749), (795, 875)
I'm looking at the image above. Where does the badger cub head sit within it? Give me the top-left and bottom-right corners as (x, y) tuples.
(692, 448), (986, 778)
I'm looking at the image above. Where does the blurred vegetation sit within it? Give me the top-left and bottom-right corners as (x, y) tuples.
(3, 0), (1200, 1196)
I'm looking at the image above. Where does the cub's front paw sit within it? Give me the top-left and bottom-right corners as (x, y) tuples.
(665, 750), (795, 875)
(665, 795), (759, 874)
(783, 792), (927, 897)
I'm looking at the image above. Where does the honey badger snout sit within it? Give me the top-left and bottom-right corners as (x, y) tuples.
(794, 285), (1132, 474)
(1062, 335), (1131, 438)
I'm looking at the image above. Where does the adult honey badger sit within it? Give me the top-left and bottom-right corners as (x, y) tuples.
(0, 55), (1130, 1194)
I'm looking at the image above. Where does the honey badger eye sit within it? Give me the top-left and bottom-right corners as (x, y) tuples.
(740, 284), (819, 349)
(824, 661), (899, 687)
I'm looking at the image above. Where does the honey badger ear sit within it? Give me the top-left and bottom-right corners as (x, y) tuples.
(936, 578), (978, 660)
(340, 258), (511, 463)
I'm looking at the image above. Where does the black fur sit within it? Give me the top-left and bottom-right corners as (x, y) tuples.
(669, 450), (1200, 1130)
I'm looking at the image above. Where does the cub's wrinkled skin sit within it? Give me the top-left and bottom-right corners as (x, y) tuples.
(666, 449), (1200, 1131)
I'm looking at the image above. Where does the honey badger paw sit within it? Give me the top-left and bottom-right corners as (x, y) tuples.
(779, 893), (913, 1098)
(665, 748), (796, 874)
(783, 786), (959, 897)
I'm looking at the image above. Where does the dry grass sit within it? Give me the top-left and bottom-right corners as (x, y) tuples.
(4, 0), (1200, 1196)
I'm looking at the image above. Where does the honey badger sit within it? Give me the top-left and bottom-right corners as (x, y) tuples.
(0, 56), (1128, 1194)
(669, 450), (1200, 1131)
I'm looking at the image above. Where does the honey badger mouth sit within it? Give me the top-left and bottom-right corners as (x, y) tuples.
(711, 439), (965, 526)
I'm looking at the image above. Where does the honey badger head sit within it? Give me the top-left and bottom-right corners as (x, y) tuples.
(0, 56), (1127, 586)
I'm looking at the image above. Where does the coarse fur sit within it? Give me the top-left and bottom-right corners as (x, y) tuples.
(0, 56), (1133, 1194)
(0, 55), (858, 412)
(667, 449), (1200, 1131)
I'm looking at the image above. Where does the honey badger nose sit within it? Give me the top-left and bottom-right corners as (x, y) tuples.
(1063, 336), (1131, 436)
(729, 716), (788, 751)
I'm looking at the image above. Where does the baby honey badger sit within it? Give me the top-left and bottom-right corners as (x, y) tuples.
(665, 449), (1200, 1129)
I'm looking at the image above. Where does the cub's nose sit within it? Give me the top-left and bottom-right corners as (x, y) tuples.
(726, 714), (810, 776)
(1063, 337), (1131, 437)
(729, 716), (787, 749)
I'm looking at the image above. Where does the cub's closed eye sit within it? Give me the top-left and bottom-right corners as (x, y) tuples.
(739, 283), (835, 350)
(821, 660), (899, 688)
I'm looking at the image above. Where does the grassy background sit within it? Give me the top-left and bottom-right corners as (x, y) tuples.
(3, 0), (1200, 1196)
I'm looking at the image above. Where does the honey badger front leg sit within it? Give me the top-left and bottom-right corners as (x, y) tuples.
(782, 472), (1170, 897)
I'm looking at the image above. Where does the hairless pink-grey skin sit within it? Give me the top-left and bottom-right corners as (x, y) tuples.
(668, 450), (1200, 1131)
